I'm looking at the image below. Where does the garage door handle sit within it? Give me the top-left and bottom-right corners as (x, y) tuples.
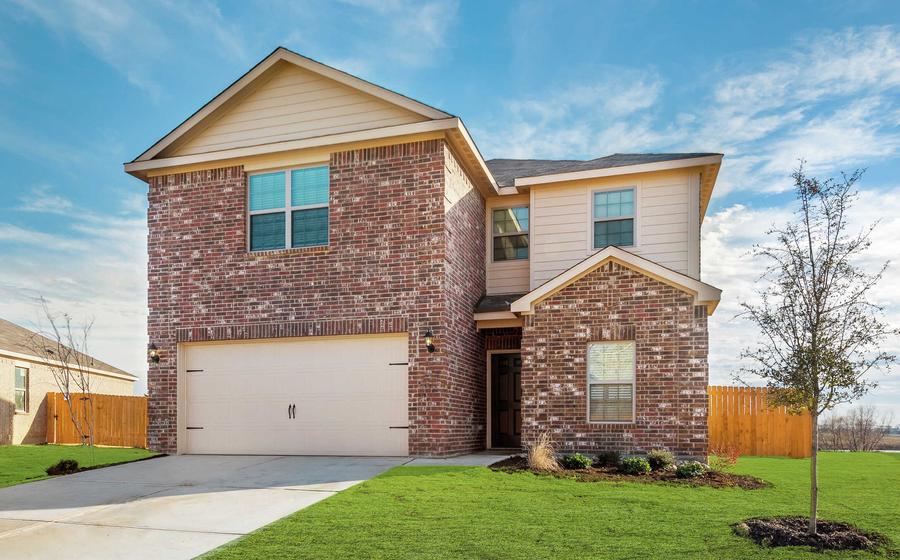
(291, 404), (296, 419)
(288, 404), (292, 419)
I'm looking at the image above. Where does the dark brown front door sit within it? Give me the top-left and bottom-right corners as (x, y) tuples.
(491, 353), (522, 448)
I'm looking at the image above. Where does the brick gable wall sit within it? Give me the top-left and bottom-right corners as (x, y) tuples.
(146, 139), (485, 455)
(520, 261), (709, 459)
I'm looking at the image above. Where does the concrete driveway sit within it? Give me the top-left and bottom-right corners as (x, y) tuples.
(0, 455), (407, 560)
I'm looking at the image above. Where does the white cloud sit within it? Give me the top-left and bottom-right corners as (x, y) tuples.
(334, 0), (459, 70)
(11, 0), (249, 99)
(17, 185), (75, 214)
(478, 69), (665, 158)
(480, 26), (900, 204)
(0, 189), (148, 394)
(703, 186), (900, 419)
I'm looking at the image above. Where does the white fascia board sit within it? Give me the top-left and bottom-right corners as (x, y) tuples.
(0, 348), (138, 382)
(124, 119), (461, 176)
(513, 155), (724, 187)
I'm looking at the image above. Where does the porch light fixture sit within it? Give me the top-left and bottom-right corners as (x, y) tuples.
(424, 330), (435, 353)
(148, 343), (160, 364)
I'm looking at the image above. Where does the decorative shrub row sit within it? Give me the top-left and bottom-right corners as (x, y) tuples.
(556, 450), (707, 478)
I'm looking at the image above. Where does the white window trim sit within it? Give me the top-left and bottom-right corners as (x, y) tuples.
(14, 366), (28, 414)
(590, 186), (637, 250)
(247, 163), (329, 252)
(491, 205), (530, 263)
(586, 341), (636, 424)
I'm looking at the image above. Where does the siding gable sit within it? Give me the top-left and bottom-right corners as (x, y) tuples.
(161, 61), (430, 158)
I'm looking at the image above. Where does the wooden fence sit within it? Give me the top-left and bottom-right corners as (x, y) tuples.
(708, 386), (812, 458)
(46, 393), (147, 448)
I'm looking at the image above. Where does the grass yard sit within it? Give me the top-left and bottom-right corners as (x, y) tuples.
(0, 445), (158, 488)
(204, 452), (899, 559)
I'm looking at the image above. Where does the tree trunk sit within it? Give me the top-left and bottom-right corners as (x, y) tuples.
(809, 412), (819, 535)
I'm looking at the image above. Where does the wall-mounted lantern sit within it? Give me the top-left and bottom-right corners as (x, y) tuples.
(424, 330), (435, 353)
(148, 343), (161, 364)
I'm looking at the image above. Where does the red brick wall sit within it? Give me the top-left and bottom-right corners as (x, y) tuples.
(146, 139), (485, 455)
(520, 261), (708, 459)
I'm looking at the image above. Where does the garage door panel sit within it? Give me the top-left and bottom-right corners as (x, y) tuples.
(183, 334), (408, 456)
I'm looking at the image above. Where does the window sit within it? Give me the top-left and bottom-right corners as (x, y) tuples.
(593, 188), (634, 248)
(14, 367), (28, 413)
(492, 207), (529, 261)
(587, 341), (635, 422)
(249, 166), (329, 251)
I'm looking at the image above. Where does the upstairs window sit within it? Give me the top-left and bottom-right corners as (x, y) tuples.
(593, 188), (634, 248)
(492, 207), (529, 261)
(14, 366), (28, 413)
(587, 341), (635, 423)
(249, 166), (329, 252)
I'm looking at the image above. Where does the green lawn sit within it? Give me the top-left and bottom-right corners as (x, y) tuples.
(203, 452), (899, 559)
(0, 445), (158, 488)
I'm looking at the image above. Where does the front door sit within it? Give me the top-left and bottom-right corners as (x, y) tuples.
(491, 353), (522, 448)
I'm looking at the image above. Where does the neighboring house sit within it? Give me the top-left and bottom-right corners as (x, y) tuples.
(0, 319), (137, 445)
(125, 47), (722, 458)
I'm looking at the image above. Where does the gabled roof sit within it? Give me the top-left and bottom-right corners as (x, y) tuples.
(486, 153), (721, 187)
(0, 318), (137, 380)
(510, 246), (722, 316)
(132, 47), (452, 164)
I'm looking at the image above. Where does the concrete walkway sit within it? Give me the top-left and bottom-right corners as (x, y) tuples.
(0, 455), (406, 560)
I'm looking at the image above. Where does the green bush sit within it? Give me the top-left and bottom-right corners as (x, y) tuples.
(646, 449), (675, 471)
(46, 458), (79, 476)
(619, 457), (651, 475)
(560, 453), (593, 469)
(676, 461), (706, 479)
(594, 450), (621, 468)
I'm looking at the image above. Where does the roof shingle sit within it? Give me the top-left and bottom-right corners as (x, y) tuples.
(0, 318), (135, 378)
(486, 153), (721, 187)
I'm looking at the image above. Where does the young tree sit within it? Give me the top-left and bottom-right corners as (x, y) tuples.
(738, 165), (896, 535)
(26, 298), (97, 447)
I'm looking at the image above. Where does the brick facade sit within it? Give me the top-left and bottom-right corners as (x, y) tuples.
(520, 261), (709, 459)
(146, 139), (485, 455)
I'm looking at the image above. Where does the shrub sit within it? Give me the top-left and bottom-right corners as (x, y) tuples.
(560, 453), (593, 470)
(46, 459), (79, 476)
(619, 457), (651, 475)
(709, 444), (741, 472)
(646, 449), (675, 471)
(676, 461), (706, 479)
(594, 450), (621, 468)
(527, 432), (560, 472)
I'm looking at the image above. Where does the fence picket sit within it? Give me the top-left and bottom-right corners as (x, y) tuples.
(44, 393), (147, 448)
(708, 386), (811, 458)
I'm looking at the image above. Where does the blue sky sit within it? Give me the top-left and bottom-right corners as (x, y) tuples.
(1, 0), (899, 420)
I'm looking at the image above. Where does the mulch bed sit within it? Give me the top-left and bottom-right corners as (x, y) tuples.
(734, 516), (891, 553)
(490, 455), (770, 490)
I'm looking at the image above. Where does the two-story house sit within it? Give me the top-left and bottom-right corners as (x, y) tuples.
(125, 48), (722, 459)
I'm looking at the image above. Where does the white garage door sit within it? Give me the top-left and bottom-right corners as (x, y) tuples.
(182, 334), (408, 456)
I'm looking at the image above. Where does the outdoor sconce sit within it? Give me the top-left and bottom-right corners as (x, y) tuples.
(424, 330), (435, 353)
(148, 343), (160, 364)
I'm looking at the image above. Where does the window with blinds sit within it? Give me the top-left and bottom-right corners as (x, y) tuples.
(14, 366), (28, 413)
(587, 341), (635, 422)
(248, 166), (329, 251)
(593, 188), (635, 249)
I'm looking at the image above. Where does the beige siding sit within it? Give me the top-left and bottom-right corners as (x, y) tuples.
(0, 355), (135, 445)
(530, 170), (700, 289)
(164, 61), (429, 157)
(485, 194), (530, 294)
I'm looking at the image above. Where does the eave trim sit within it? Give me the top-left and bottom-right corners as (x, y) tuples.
(510, 246), (722, 316)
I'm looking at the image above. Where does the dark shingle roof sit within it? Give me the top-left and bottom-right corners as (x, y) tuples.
(475, 293), (527, 313)
(0, 318), (136, 378)
(486, 153), (721, 188)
